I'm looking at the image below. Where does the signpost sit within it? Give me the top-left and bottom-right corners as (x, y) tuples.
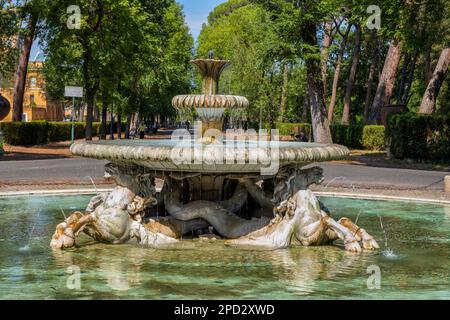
(64, 86), (84, 142)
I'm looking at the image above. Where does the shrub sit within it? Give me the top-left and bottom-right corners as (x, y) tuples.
(0, 121), (49, 145)
(330, 124), (364, 149)
(387, 113), (450, 160)
(264, 122), (312, 140)
(362, 125), (385, 151)
(0, 121), (101, 146)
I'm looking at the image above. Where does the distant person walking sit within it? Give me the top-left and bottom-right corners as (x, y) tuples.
(152, 122), (160, 134)
(139, 121), (146, 139)
(298, 131), (309, 143)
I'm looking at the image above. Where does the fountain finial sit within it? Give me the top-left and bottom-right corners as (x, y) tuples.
(190, 57), (230, 95)
(207, 50), (214, 59)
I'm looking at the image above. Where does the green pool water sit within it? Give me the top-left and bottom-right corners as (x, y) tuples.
(0, 195), (448, 300)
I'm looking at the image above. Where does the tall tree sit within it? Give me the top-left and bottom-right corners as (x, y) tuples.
(300, 2), (332, 143)
(342, 24), (361, 124)
(12, 1), (39, 121)
(320, 21), (333, 95)
(419, 47), (450, 114)
(0, 1), (19, 83)
(327, 23), (350, 122)
(278, 62), (289, 121)
(367, 41), (403, 124)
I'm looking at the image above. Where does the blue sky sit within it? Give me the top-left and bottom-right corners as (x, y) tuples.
(31, 0), (227, 61)
(178, 0), (226, 41)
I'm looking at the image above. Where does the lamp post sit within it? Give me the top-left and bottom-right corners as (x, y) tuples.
(64, 86), (84, 143)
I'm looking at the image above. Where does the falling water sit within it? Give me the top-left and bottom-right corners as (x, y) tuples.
(85, 176), (99, 194)
(19, 211), (40, 251)
(323, 176), (347, 190)
(376, 211), (398, 259)
(59, 207), (67, 220)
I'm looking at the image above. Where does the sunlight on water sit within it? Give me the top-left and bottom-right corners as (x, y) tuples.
(0, 195), (449, 300)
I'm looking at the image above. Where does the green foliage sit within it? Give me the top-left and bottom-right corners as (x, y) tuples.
(0, 121), (102, 146)
(0, 1), (18, 81)
(198, 2), (301, 124)
(271, 122), (385, 150)
(0, 121), (50, 145)
(269, 122), (312, 139)
(41, 0), (193, 125)
(330, 124), (364, 149)
(330, 124), (385, 150)
(362, 125), (385, 151)
(387, 113), (450, 160)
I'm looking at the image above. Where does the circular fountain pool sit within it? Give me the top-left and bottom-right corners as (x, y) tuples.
(0, 194), (448, 299)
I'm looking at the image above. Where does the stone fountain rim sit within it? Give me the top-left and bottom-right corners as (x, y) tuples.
(70, 140), (350, 172)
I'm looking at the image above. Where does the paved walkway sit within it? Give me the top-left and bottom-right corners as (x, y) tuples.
(0, 157), (447, 190)
(308, 163), (446, 190)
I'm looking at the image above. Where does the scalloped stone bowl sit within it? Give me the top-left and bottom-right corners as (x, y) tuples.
(70, 139), (349, 174)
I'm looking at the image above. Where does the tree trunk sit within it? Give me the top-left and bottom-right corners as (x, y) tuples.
(397, 52), (410, 104)
(297, 2), (331, 143)
(100, 105), (107, 140)
(342, 24), (361, 125)
(133, 112), (140, 131)
(93, 105), (100, 122)
(78, 104), (84, 122)
(402, 49), (418, 105)
(117, 110), (122, 139)
(327, 25), (350, 122)
(85, 88), (96, 140)
(419, 47), (450, 114)
(12, 13), (37, 121)
(303, 22), (332, 143)
(278, 62), (289, 122)
(125, 113), (132, 139)
(321, 21), (333, 95)
(363, 31), (379, 124)
(367, 41), (403, 124)
(82, 43), (98, 141)
(423, 50), (433, 86)
(110, 113), (115, 140)
(364, 62), (376, 124)
(302, 96), (309, 123)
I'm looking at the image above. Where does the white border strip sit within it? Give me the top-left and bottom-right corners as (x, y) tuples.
(0, 189), (113, 197)
(315, 191), (450, 205)
(1, 188), (449, 205)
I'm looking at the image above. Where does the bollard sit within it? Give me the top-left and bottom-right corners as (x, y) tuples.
(445, 176), (450, 193)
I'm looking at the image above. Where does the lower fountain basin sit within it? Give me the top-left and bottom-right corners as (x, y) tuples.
(70, 140), (350, 174)
(1, 194), (448, 299)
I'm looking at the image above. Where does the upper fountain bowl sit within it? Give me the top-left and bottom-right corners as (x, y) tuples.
(172, 94), (249, 110)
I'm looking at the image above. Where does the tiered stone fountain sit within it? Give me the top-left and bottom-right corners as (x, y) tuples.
(51, 57), (378, 252)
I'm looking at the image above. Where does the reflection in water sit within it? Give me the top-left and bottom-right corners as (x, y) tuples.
(0, 195), (449, 299)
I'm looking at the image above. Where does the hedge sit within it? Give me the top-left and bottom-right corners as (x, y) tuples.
(0, 121), (101, 145)
(328, 124), (386, 151)
(1, 120), (387, 151)
(266, 122), (312, 139)
(387, 113), (450, 160)
(259, 122), (385, 150)
(330, 124), (364, 149)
